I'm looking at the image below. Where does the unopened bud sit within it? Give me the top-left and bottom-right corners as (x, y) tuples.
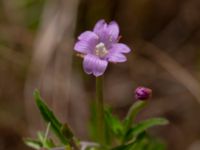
(135, 87), (152, 100)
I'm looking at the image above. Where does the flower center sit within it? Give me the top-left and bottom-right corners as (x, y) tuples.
(95, 42), (108, 58)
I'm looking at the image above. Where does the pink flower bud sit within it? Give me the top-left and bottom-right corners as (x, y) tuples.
(135, 87), (152, 100)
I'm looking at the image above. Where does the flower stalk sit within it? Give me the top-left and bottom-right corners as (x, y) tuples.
(95, 76), (106, 145)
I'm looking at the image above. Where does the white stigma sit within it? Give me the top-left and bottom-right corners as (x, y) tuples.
(95, 42), (108, 58)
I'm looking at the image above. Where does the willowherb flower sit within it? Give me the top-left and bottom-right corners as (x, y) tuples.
(74, 19), (131, 77)
(135, 87), (152, 100)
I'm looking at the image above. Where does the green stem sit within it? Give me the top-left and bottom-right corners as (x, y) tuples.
(125, 101), (147, 130)
(122, 101), (147, 143)
(96, 76), (106, 145)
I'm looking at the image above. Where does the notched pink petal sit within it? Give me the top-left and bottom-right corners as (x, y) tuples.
(108, 53), (127, 63)
(93, 19), (106, 33)
(74, 31), (99, 54)
(94, 59), (108, 77)
(74, 40), (89, 53)
(83, 54), (108, 77)
(110, 43), (131, 53)
(78, 31), (98, 41)
(107, 21), (119, 41)
(83, 55), (93, 74)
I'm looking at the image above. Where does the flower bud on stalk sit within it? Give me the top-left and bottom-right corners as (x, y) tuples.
(135, 87), (152, 100)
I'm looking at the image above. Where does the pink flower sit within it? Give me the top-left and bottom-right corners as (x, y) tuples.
(74, 19), (131, 77)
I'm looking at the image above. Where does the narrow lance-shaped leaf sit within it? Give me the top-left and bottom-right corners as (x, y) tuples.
(124, 118), (169, 142)
(61, 124), (81, 150)
(104, 108), (124, 137)
(61, 124), (74, 140)
(24, 138), (42, 150)
(34, 90), (68, 144)
(41, 125), (56, 149)
(112, 130), (147, 150)
(111, 142), (135, 150)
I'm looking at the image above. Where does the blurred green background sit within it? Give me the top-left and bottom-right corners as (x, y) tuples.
(1, 0), (200, 150)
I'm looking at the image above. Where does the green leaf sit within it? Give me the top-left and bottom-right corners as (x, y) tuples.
(147, 139), (166, 150)
(24, 138), (42, 149)
(125, 118), (169, 142)
(43, 138), (56, 148)
(37, 131), (44, 143)
(34, 89), (68, 145)
(61, 123), (79, 149)
(111, 142), (135, 150)
(104, 108), (124, 137)
(113, 132), (167, 150)
(132, 133), (167, 150)
(130, 136), (149, 150)
(61, 124), (74, 140)
(124, 101), (147, 131)
(112, 131), (146, 150)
